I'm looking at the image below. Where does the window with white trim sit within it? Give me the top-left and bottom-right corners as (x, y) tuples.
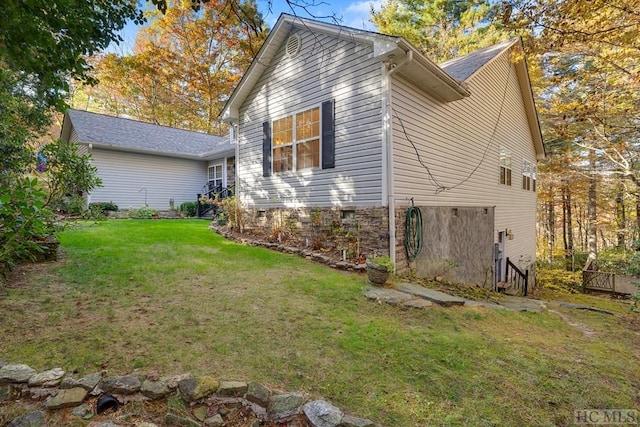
(499, 148), (512, 186)
(208, 163), (223, 191)
(272, 106), (320, 173)
(522, 160), (536, 191)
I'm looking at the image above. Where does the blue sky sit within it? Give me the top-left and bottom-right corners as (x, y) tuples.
(258, 0), (382, 30)
(109, 0), (382, 53)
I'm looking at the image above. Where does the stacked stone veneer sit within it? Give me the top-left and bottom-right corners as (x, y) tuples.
(0, 363), (377, 427)
(239, 207), (390, 262)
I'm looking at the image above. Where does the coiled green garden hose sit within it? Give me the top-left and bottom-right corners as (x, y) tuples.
(404, 205), (423, 261)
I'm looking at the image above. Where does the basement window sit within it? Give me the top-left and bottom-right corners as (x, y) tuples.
(340, 209), (355, 220)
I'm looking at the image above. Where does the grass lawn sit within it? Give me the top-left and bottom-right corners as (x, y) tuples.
(1, 219), (639, 426)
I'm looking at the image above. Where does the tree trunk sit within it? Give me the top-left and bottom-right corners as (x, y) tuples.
(636, 190), (640, 238)
(586, 149), (597, 268)
(576, 203), (584, 252)
(563, 182), (574, 270)
(547, 195), (555, 262)
(616, 188), (626, 249)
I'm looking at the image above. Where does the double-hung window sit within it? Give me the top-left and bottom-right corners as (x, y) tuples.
(262, 100), (334, 177)
(208, 164), (223, 191)
(522, 160), (536, 191)
(272, 106), (320, 173)
(499, 147), (512, 186)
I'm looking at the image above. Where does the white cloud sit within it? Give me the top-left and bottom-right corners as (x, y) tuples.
(338, 0), (383, 31)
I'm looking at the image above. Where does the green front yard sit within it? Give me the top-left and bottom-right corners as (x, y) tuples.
(1, 219), (639, 426)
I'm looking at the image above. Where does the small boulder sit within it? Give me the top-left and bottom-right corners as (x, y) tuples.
(165, 412), (200, 427)
(101, 375), (141, 395)
(7, 410), (45, 427)
(303, 400), (343, 427)
(28, 368), (65, 387)
(71, 403), (91, 418)
(61, 372), (103, 391)
(78, 372), (103, 391)
(192, 405), (208, 421)
(178, 376), (218, 402)
(204, 414), (224, 427)
(1, 385), (13, 402)
(141, 379), (170, 399)
(339, 415), (375, 427)
(217, 380), (247, 397)
(46, 387), (88, 409)
(0, 364), (36, 384)
(268, 393), (306, 420)
(245, 382), (270, 407)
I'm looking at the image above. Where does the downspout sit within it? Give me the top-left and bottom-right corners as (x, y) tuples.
(381, 50), (412, 269)
(233, 123), (239, 208)
(87, 143), (93, 207)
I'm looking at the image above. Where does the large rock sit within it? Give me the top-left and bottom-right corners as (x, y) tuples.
(0, 364), (36, 384)
(303, 400), (343, 427)
(245, 382), (270, 407)
(177, 376), (218, 402)
(46, 387), (88, 409)
(101, 375), (141, 395)
(141, 379), (170, 399)
(7, 410), (45, 427)
(268, 393), (306, 420)
(28, 368), (65, 387)
(217, 380), (247, 397)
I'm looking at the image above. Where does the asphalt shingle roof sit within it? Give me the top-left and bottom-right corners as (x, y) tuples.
(66, 109), (231, 157)
(440, 39), (516, 82)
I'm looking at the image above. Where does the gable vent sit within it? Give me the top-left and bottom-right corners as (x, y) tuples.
(285, 34), (301, 58)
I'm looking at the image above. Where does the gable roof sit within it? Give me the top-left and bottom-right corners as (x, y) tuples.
(61, 109), (233, 160)
(219, 14), (544, 160)
(440, 39), (518, 81)
(440, 38), (545, 159)
(220, 14), (470, 122)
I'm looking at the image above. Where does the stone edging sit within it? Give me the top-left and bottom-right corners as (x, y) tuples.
(0, 362), (378, 427)
(210, 225), (368, 273)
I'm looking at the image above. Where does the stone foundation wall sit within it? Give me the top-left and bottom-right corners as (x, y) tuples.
(239, 206), (390, 262)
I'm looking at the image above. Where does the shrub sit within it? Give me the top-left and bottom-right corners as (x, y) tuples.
(217, 197), (244, 232)
(179, 201), (198, 217)
(367, 255), (394, 270)
(536, 262), (581, 292)
(89, 201), (119, 214)
(128, 205), (157, 219)
(0, 177), (55, 270)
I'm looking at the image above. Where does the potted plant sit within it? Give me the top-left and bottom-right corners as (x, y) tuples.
(366, 255), (394, 286)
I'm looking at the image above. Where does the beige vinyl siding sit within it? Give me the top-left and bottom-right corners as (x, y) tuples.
(391, 50), (537, 265)
(76, 143), (88, 155)
(69, 128), (80, 143)
(89, 148), (207, 210)
(237, 28), (384, 209)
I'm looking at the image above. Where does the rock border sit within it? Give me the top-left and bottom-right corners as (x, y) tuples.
(0, 362), (378, 427)
(211, 225), (368, 273)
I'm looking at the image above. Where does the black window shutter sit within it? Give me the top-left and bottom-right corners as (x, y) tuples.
(262, 121), (271, 177)
(321, 100), (335, 169)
